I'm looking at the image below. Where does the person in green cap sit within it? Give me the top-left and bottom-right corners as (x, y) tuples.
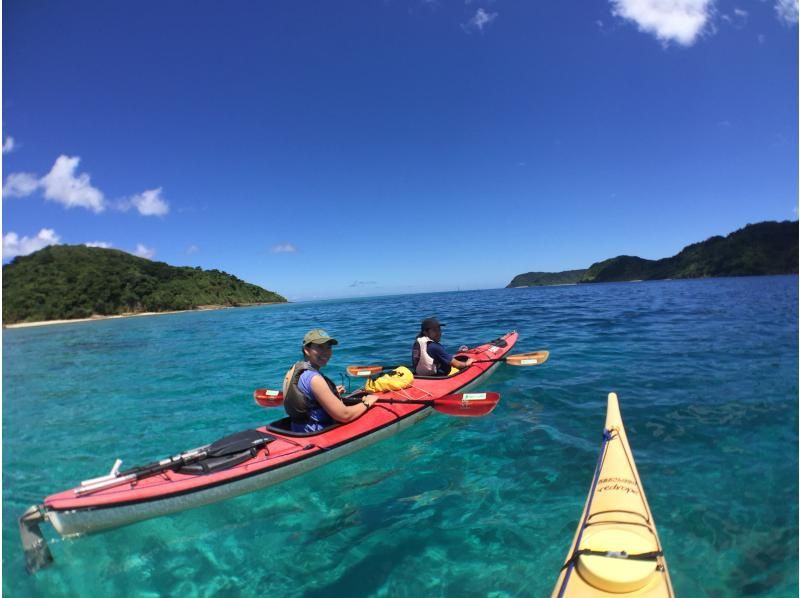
(283, 329), (380, 433)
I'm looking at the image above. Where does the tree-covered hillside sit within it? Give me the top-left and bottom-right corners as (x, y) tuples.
(3, 245), (287, 324)
(506, 220), (798, 287)
(507, 269), (587, 287)
(582, 220), (798, 283)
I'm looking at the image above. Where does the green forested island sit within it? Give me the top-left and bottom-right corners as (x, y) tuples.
(3, 245), (287, 324)
(506, 269), (588, 287)
(507, 220), (798, 287)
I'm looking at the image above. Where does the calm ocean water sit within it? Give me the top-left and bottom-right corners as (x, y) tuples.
(3, 276), (798, 597)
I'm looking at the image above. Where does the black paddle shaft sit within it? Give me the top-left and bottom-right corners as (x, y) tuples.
(118, 451), (208, 478)
(118, 430), (275, 478)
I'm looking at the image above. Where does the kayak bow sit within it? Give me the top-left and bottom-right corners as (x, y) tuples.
(20, 331), (519, 574)
(552, 392), (674, 597)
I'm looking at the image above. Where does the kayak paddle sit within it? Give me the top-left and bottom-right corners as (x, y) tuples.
(253, 388), (500, 417)
(346, 350), (550, 377)
(77, 431), (274, 495)
(378, 392), (501, 417)
(461, 350), (549, 366)
(253, 388), (285, 407)
(253, 388), (367, 408)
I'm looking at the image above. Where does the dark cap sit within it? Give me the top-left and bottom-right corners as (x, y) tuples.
(303, 329), (338, 346)
(420, 318), (444, 331)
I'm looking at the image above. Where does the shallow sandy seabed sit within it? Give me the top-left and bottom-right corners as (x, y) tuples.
(3, 303), (281, 329)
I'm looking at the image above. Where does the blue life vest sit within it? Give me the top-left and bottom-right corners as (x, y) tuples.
(283, 361), (340, 433)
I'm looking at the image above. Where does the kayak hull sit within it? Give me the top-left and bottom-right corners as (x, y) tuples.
(49, 407), (433, 536)
(552, 392), (674, 598)
(39, 332), (517, 539)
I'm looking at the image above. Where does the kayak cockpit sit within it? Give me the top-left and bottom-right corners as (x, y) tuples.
(265, 416), (347, 437)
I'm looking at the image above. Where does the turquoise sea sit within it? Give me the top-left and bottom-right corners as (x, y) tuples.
(3, 276), (798, 597)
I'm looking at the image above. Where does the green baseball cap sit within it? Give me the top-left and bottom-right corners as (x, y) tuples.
(303, 329), (338, 346)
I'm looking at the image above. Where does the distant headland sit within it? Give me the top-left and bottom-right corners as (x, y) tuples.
(507, 220), (798, 288)
(2, 245), (287, 326)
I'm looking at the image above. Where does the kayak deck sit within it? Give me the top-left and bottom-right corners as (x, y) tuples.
(552, 392), (674, 597)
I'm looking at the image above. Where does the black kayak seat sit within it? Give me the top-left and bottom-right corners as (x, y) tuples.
(266, 417), (344, 437)
(178, 429), (276, 475)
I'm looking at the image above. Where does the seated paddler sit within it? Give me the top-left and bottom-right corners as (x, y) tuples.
(284, 329), (380, 433)
(411, 318), (474, 376)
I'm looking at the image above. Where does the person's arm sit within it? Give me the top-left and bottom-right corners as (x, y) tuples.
(451, 355), (474, 369)
(310, 375), (379, 422)
(429, 342), (474, 370)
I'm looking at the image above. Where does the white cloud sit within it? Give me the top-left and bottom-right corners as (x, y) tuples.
(721, 8), (748, 28)
(2, 136), (15, 154)
(3, 228), (61, 259)
(39, 155), (105, 213)
(3, 172), (40, 198)
(4, 154), (169, 220)
(272, 243), (297, 253)
(130, 187), (169, 216)
(463, 8), (498, 32)
(84, 241), (112, 248)
(775, 0), (798, 24)
(133, 243), (155, 259)
(186, 244), (199, 255)
(610, 0), (713, 46)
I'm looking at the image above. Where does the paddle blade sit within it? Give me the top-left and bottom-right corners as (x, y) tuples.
(505, 350), (549, 366)
(253, 388), (284, 407)
(346, 365), (384, 377)
(432, 392), (500, 417)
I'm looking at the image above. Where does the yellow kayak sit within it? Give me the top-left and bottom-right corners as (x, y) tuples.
(552, 392), (674, 597)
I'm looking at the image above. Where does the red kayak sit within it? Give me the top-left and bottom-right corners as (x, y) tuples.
(20, 331), (519, 573)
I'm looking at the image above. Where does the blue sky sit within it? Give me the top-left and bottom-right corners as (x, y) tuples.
(2, 1), (797, 301)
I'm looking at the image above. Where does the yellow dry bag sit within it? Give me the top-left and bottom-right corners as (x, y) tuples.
(364, 366), (414, 392)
